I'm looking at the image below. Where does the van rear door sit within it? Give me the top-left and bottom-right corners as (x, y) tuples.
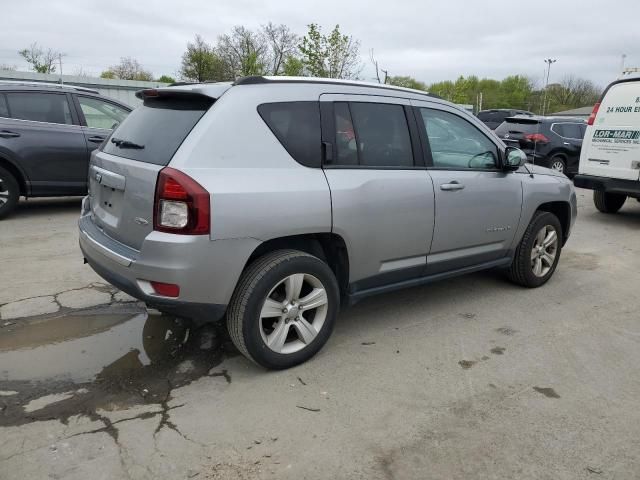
(579, 80), (640, 180)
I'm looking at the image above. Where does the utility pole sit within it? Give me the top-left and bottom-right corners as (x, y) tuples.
(541, 58), (556, 116)
(58, 54), (63, 85)
(620, 54), (627, 74)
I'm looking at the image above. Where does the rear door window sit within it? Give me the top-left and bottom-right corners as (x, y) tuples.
(77, 96), (129, 130)
(258, 102), (321, 168)
(102, 95), (213, 166)
(330, 102), (414, 168)
(5, 92), (73, 124)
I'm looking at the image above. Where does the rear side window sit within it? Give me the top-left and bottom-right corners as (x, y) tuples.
(0, 94), (8, 117)
(331, 102), (414, 168)
(102, 96), (212, 166)
(552, 123), (582, 139)
(5, 92), (73, 125)
(258, 102), (321, 168)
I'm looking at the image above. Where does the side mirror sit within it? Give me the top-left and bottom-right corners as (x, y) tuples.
(503, 147), (527, 170)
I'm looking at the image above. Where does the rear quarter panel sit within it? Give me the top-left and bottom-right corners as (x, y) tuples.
(168, 85), (332, 242)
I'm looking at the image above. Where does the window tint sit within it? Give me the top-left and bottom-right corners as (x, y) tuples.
(78, 96), (129, 130)
(332, 102), (413, 167)
(420, 108), (498, 169)
(102, 96), (212, 166)
(477, 111), (508, 122)
(258, 102), (321, 167)
(495, 118), (540, 136)
(0, 94), (8, 117)
(554, 122), (582, 139)
(5, 92), (73, 124)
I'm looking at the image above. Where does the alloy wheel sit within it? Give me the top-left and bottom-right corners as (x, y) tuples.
(551, 160), (565, 172)
(0, 176), (8, 207)
(530, 225), (558, 277)
(259, 273), (329, 354)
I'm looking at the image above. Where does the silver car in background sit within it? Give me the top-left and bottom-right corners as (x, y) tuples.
(79, 76), (577, 369)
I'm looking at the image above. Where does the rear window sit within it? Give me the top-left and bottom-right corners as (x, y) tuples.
(102, 95), (213, 166)
(477, 111), (508, 122)
(495, 118), (540, 136)
(258, 102), (321, 167)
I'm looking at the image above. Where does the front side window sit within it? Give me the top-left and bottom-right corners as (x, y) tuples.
(420, 108), (498, 169)
(78, 96), (129, 130)
(332, 102), (414, 167)
(258, 102), (321, 168)
(5, 92), (73, 125)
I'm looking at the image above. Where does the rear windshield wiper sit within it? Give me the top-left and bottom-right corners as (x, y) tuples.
(111, 137), (145, 149)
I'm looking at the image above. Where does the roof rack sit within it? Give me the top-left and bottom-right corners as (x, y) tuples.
(233, 76), (442, 99)
(0, 80), (99, 94)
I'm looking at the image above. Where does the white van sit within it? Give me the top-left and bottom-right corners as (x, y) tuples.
(574, 75), (640, 213)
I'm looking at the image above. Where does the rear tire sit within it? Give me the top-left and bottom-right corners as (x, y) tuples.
(0, 166), (19, 220)
(593, 190), (626, 213)
(508, 211), (562, 288)
(549, 155), (566, 174)
(227, 250), (339, 370)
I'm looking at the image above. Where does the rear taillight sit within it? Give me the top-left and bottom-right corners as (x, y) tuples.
(154, 167), (210, 235)
(587, 102), (600, 126)
(524, 133), (550, 144)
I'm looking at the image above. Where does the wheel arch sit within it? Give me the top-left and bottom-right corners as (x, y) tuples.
(536, 201), (571, 245)
(0, 155), (28, 196)
(243, 233), (350, 300)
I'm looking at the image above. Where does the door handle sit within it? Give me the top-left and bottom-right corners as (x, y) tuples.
(563, 142), (571, 146)
(88, 136), (106, 143)
(440, 181), (465, 191)
(0, 130), (20, 138)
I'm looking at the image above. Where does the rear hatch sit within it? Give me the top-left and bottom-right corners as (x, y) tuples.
(87, 91), (215, 250)
(495, 117), (543, 152)
(579, 80), (640, 180)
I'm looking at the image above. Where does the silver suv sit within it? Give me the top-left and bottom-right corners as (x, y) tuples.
(79, 76), (577, 369)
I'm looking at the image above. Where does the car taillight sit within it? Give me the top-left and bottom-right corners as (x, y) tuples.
(524, 133), (550, 144)
(587, 102), (600, 126)
(150, 281), (180, 297)
(154, 167), (210, 235)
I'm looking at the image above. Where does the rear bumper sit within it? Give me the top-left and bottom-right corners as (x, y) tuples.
(573, 175), (640, 197)
(78, 213), (260, 323)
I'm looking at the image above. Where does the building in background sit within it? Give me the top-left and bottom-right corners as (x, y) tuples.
(548, 106), (593, 118)
(0, 69), (168, 107)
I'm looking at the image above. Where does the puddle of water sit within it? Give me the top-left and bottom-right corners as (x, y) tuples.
(0, 307), (237, 428)
(0, 310), (188, 383)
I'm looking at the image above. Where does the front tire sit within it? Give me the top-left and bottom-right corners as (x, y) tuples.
(227, 250), (340, 369)
(0, 166), (19, 220)
(593, 191), (626, 213)
(508, 211), (562, 288)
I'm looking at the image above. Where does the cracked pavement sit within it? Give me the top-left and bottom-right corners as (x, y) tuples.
(1, 193), (640, 479)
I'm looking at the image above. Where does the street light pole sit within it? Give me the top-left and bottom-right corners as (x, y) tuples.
(541, 58), (556, 116)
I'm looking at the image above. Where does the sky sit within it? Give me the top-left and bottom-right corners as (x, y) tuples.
(1, 0), (638, 88)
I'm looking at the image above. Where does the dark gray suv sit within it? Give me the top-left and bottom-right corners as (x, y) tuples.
(0, 82), (131, 218)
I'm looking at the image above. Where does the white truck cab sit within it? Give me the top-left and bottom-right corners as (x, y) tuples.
(574, 75), (640, 212)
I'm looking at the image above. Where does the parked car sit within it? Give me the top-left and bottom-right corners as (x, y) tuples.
(0, 82), (132, 218)
(495, 115), (586, 176)
(477, 109), (534, 130)
(79, 76), (577, 369)
(574, 74), (640, 213)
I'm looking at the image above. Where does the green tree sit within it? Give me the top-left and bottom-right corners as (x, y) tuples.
(156, 75), (176, 84)
(299, 24), (362, 79)
(387, 75), (427, 90)
(18, 43), (61, 74)
(217, 26), (268, 77)
(180, 34), (230, 82)
(282, 56), (304, 76)
(262, 23), (300, 75)
(101, 57), (153, 81)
